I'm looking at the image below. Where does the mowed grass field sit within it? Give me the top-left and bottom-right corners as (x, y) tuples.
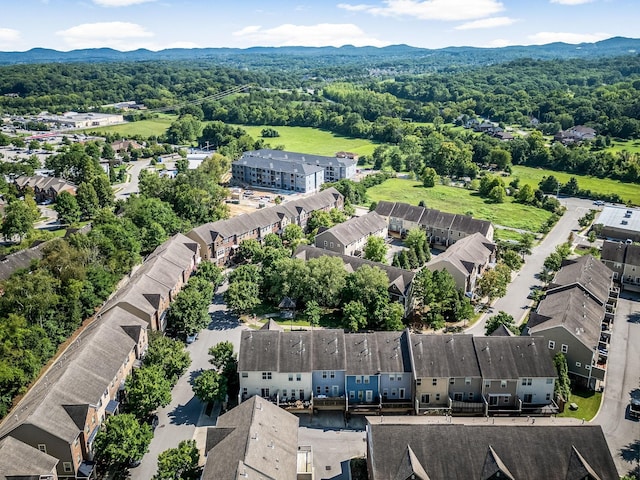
(82, 113), (177, 137)
(231, 124), (379, 156)
(510, 165), (640, 205)
(366, 178), (553, 232)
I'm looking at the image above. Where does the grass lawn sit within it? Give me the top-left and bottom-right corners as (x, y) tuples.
(230, 124), (380, 157)
(494, 228), (527, 242)
(606, 139), (640, 155)
(558, 389), (602, 421)
(82, 113), (177, 138)
(511, 165), (640, 205)
(366, 178), (553, 232)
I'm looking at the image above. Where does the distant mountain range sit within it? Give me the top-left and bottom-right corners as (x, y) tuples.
(0, 36), (638, 67)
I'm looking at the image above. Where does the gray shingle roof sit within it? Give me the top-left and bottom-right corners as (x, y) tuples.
(409, 334), (481, 378)
(14, 175), (76, 194)
(278, 331), (313, 373)
(0, 242), (46, 281)
(551, 255), (612, 305)
(472, 336), (556, 379)
(315, 211), (387, 246)
(0, 436), (58, 478)
(202, 396), (299, 480)
(528, 285), (603, 350)
(238, 330), (281, 372)
(311, 329), (346, 371)
(374, 200), (395, 218)
(345, 333), (380, 375)
(375, 331), (412, 374)
(603, 240), (640, 266)
(234, 155), (325, 175)
(293, 245), (415, 296)
(367, 423), (619, 480)
(0, 306), (146, 444)
(242, 148), (356, 168)
(425, 232), (495, 278)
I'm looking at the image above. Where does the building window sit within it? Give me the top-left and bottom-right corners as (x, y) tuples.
(521, 378), (532, 386)
(485, 380), (491, 388)
(283, 389), (288, 398)
(523, 393), (533, 403)
(468, 392), (474, 400)
(349, 391), (355, 399)
(322, 371), (327, 378)
(242, 372), (248, 378)
(38, 444), (47, 454)
(449, 378), (455, 385)
(63, 462), (72, 473)
(548, 340), (555, 350)
(296, 373), (302, 381)
(262, 372), (272, 380)
(356, 377), (362, 384)
(316, 386), (321, 394)
(416, 378), (422, 386)
(364, 376), (370, 384)
(546, 393), (551, 401)
(435, 393), (440, 401)
(389, 374), (395, 381)
(432, 378), (438, 386)
(465, 377), (471, 385)
(454, 393), (463, 401)
(289, 374), (293, 381)
(561, 344), (568, 354)
(330, 371), (335, 378)
(576, 362), (582, 367)
(324, 241), (328, 247)
(501, 380), (507, 388)
(397, 374), (402, 382)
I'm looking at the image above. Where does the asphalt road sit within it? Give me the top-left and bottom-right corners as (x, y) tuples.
(466, 196), (594, 336)
(114, 159), (149, 199)
(129, 282), (246, 479)
(593, 293), (640, 477)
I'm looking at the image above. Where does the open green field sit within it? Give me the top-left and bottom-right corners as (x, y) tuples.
(366, 178), (553, 232)
(494, 228), (527, 242)
(510, 165), (640, 205)
(231, 125), (379, 157)
(607, 139), (640, 154)
(82, 113), (178, 138)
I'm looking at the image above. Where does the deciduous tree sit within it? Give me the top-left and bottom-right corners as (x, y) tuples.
(94, 413), (152, 467)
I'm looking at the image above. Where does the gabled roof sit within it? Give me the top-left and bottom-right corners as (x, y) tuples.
(367, 424), (619, 480)
(0, 436), (58, 478)
(311, 329), (346, 372)
(393, 445), (430, 480)
(409, 334), (481, 378)
(315, 211), (387, 247)
(260, 319), (284, 331)
(202, 396), (299, 480)
(490, 324), (515, 337)
(550, 255), (612, 305)
(425, 232), (495, 278)
(278, 331), (313, 373)
(374, 200), (396, 218)
(293, 245), (415, 296)
(567, 445), (602, 480)
(472, 336), (556, 380)
(375, 331), (412, 374)
(481, 446), (515, 480)
(345, 333), (380, 375)
(528, 285), (603, 350)
(14, 175), (77, 193)
(0, 306), (146, 444)
(0, 242), (46, 281)
(238, 330), (281, 372)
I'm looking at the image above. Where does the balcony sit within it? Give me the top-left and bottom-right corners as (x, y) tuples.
(313, 395), (346, 411)
(381, 398), (413, 413)
(450, 397), (487, 415)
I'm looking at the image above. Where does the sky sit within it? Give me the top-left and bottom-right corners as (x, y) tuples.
(0, 0), (638, 52)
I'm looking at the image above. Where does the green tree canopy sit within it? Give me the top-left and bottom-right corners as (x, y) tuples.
(485, 311), (517, 335)
(143, 334), (191, 386)
(193, 369), (227, 403)
(54, 191), (81, 225)
(94, 413), (152, 467)
(126, 365), (172, 419)
(363, 235), (387, 263)
(153, 440), (201, 480)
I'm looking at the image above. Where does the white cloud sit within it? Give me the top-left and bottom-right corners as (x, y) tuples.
(337, 0), (504, 21)
(484, 38), (512, 47)
(528, 31), (611, 44)
(56, 22), (154, 50)
(232, 23), (386, 47)
(455, 16), (517, 30)
(550, 0), (594, 5)
(0, 28), (20, 43)
(92, 0), (156, 6)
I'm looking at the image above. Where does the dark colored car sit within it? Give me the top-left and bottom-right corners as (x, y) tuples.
(630, 398), (640, 419)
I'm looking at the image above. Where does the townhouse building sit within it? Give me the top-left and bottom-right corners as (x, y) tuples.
(314, 211), (387, 257)
(101, 233), (200, 331)
(238, 329), (557, 417)
(597, 205), (640, 243)
(187, 187), (344, 266)
(367, 423), (619, 480)
(14, 175), (77, 203)
(202, 396), (310, 480)
(293, 245), (415, 316)
(601, 240), (640, 292)
(525, 255), (618, 390)
(424, 232), (496, 295)
(0, 436), (59, 480)
(375, 201), (494, 245)
(0, 307), (148, 479)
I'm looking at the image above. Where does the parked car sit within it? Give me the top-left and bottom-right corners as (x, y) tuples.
(186, 332), (198, 344)
(630, 398), (640, 419)
(593, 200), (605, 206)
